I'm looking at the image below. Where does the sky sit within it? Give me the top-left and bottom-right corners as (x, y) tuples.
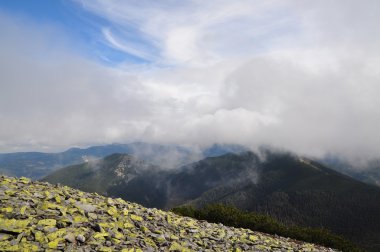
(1, 0), (380, 162)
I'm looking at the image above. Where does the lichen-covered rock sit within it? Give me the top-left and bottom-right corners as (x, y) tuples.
(0, 175), (338, 251)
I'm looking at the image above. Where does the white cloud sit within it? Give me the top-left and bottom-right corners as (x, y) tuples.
(76, 0), (297, 65)
(102, 27), (154, 60)
(1, 1), (380, 164)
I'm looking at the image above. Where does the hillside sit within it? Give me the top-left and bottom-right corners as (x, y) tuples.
(170, 152), (380, 251)
(43, 151), (380, 251)
(0, 175), (336, 251)
(42, 153), (169, 208)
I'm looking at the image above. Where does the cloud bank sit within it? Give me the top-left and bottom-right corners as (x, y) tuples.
(1, 1), (380, 163)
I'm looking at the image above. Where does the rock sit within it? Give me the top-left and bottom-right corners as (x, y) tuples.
(64, 233), (76, 243)
(37, 219), (56, 227)
(0, 175), (338, 252)
(75, 203), (96, 213)
(56, 221), (66, 229)
(130, 214), (143, 222)
(87, 212), (97, 219)
(92, 223), (102, 232)
(188, 228), (198, 233)
(76, 234), (86, 243)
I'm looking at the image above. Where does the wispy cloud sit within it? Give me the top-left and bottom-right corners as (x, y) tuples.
(75, 0), (298, 65)
(101, 27), (155, 61)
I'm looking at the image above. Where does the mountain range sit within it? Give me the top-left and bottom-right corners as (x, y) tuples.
(1, 142), (379, 188)
(43, 150), (380, 251)
(0, 142), (246, 179)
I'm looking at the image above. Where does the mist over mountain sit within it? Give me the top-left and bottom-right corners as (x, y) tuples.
(43, 150), (380, 251)
(3, 141), (380, 189)
(321, 155), (380, 187)
(0, 142), (247, 179)
(42, 153), (170, 208)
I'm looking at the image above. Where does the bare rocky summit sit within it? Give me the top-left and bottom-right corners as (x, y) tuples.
(0, 175), (337, 251)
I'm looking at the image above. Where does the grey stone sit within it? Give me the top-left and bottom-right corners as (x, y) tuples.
(64, 233), (76, 243)
(75, 202), (96, 213)
(76, 234), (86, 243)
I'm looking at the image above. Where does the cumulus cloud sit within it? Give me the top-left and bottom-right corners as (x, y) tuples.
(1, 1), (380, 164)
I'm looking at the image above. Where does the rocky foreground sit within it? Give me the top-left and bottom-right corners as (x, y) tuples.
(0, 176), (337, 251)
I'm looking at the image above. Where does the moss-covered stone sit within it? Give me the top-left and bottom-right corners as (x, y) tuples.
(0, 218), (30, 233)
(130, 214), (143, 222)
(0, 175), (337, 252)
(37, 219), (56, 226)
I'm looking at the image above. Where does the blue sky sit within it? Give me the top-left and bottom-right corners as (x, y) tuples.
(1, 0), (380, 163)
(0, 0), (147, 65)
